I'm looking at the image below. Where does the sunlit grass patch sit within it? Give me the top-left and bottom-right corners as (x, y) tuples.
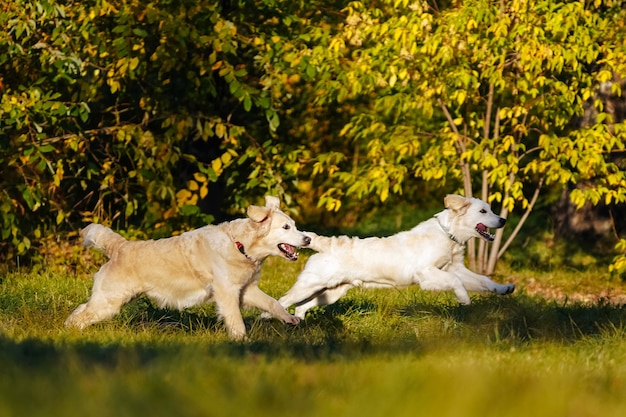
(1, 259), (626, 417)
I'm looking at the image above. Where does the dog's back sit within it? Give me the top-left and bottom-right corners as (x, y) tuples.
(80, 223), (126, 258)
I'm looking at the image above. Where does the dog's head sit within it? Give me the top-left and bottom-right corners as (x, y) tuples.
(444, 194), (506, 242)
(246, 196), (311, 261)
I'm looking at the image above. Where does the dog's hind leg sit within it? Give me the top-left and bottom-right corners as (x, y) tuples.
(64, 293), (128, 329)
(278, 280), (324, 310)
(64, 269), (132, 329)
(417, 267), (471, 305)
(258, 283), (328, 321)
(292, 283), (353, 319)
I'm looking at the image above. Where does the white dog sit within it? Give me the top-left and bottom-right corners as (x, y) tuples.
(279, 194), (515, 318)
(65, 196), (311, 339)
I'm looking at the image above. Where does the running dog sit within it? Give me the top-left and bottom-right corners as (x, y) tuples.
(65, 196), (311, 339)
(279, 194), (515, 318)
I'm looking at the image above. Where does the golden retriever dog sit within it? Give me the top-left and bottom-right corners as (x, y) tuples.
(278, 194), (515, 319)
(65, 196), (311, 339)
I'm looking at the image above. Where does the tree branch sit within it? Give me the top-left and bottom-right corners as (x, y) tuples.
(439, 98), (476, 269)
(438, 99), (472, 197)
(479, 89), (496, 272)
(497, 177), (544, 259)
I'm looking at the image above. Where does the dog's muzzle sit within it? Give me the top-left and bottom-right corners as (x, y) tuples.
(278, 243), (299, 261)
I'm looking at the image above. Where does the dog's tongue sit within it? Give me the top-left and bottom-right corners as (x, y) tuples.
(279, 243), (299, 260)
(476, 223), (495, 241)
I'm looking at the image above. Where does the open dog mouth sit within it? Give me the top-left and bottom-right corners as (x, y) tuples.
(476, 223), (495, 241)
(278, 243), (299, 261)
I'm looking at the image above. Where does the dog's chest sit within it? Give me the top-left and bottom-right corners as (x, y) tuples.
(225, 264), (261, 286)
(434, 243), (465, 271)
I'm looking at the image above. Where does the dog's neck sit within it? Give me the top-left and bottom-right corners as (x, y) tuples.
(435, 214), (463, 245)
(228, 224), (256, 263)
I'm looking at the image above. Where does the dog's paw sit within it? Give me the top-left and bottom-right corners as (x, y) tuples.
(495, 284), (515, 295)
(228, 328), (248, 341)
(64, 318), (81, 329)
(284, 314), (300, 326)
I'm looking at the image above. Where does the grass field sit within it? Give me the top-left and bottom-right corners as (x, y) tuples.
(1, 254), (626, 417)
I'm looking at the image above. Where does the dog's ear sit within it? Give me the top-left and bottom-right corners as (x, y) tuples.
(444, 194), (471, 214)
(246, 196), (280, 223)
(247, 204), (271, 223)
(264, 195), (280, 210)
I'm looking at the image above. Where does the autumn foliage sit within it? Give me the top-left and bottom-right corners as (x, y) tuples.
(1, 0), (626, 273)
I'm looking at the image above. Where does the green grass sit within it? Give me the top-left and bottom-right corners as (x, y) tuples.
(2, 257), (626, 417)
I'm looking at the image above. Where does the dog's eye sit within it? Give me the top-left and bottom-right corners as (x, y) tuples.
(480, 209), (487, 214)
(283, 224), (291, 230)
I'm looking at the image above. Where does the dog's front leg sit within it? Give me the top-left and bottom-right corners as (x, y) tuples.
(418, 267), (471, 305)
(213, 283), (247, 340)
(449, 264), (515, 295)
(243, 285), (299, 325)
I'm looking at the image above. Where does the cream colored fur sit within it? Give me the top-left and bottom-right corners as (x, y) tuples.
(279, 194), (515, 319)
(65, 196), (311, 339)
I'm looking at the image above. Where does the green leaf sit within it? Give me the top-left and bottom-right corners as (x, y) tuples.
(38, 144), (55, 153)
(243, 96), (252, 112)
(268, 112), (280, 131)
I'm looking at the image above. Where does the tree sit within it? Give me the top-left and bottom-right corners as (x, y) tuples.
(285, 0), (626, 274)
(3, 0), (626, 277)
(0, 0), (323, 262)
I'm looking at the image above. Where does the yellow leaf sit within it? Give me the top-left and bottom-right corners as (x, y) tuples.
(53, 162), (64, 186)
(187, 180), (198, 191)
(380, 187), (389, 202)
(598, 69), (612, 82)
(215, 123), (226, 138)
(456, 90), (466, 105)
(330, 199), (342, 212)
(221, 152), (232, 164)
(212, 158), (223, 173)
(193, 172), (207, 182)
(389, 74), (397, 87)
(176, 189), (192, 205)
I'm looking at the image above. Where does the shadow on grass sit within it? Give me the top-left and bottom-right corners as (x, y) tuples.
(0, 336), (162, 371)
(5, 295), (624, 371)
(110, 292), (626, 351)
(122, 299), (224, 334)
(399, 294), (626, 343)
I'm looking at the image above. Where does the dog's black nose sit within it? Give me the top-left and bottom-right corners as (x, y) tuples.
(499, 217), (506, 227)
(303, 235), (311, 246)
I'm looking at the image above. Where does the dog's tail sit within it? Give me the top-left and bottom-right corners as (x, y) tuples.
(80, 223), (126, 258)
